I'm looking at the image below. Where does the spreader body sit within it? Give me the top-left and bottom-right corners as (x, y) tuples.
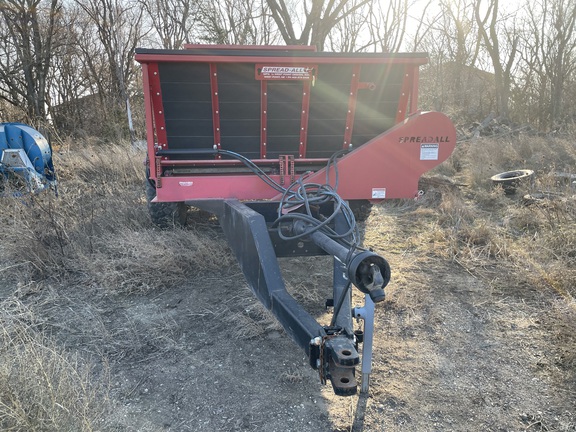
(136, 45), (456, 396)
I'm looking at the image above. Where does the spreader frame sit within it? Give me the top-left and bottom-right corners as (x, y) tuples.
(136, 45), (457, 396)
(136, 47), (453, 204)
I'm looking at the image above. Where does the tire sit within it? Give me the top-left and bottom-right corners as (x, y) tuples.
(348, 200), (373, 222)
(145, 178), (187, 227)
(490, 169), (534, 195)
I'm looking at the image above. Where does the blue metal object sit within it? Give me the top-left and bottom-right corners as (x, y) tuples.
(0, 122), (56, 195)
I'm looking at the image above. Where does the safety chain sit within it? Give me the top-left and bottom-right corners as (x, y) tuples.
(315, 326), (344, 385)
(318, 338), (326, 385)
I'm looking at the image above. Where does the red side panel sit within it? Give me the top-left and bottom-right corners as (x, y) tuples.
(210, 63), (222, 158)
(148, 63), (168, 153)
(294, 111), (456, 201)
(343, 65), (361, 149)
(260, 80), (268, 158)
(395, 66), (415, 123)
(299, 81), (311, 158)
(141, 63), (156, 178)
(153, 111), (456, 202)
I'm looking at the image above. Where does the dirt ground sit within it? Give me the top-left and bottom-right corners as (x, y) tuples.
(11, 200), (574, 432)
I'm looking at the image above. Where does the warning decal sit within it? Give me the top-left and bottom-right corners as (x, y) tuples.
(420, 143), (439, 161)
(256, 64), (317, 81)
(372, 188), (386, 199)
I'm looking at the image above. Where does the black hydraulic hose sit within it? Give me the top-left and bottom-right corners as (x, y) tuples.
(153, 145), (360, 250)
(330, 281), (352, 327)
(218, 149), (286, 193)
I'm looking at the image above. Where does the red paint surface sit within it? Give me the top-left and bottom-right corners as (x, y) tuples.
(153, 111), (456, 202)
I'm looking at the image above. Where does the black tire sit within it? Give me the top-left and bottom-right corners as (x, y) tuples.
(145, 178), (187, 227)
(348, 200), (373, 222)
(490, 169), (534, 195)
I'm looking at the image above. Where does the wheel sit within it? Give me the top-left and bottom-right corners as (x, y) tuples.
(348, 200), (373, 222)
(490, 169), (534, 195)
(145, 177), (187, 227)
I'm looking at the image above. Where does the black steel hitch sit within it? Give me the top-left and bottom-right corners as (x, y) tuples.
(292, 219), (390, 395)
(190, 199), (390, 396)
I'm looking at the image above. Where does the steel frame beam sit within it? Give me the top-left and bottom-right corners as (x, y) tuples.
(196, 199), (373, 395)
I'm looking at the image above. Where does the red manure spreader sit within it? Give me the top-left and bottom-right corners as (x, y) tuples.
(136, 45), (456, 396)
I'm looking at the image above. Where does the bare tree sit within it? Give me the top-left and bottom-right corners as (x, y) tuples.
(408, 0), (440, 51)
(266, 0), (372, 50)
(0, 0), (62, 121)
(517, 0), (576, 129)
(364, 0), (408, 52)
(74, 0), (145, 141)
(324, 2), (369, 52)
(438, 0), (481, 67)
(418, 0), (491, 120)
(47, 2), (112, 135)
(326, 0), (425, 53)
(545, 0), (576, 126)
(140, 0), (198, 49)
(474, 0), (519, 119)
(196, 0), (279, 45)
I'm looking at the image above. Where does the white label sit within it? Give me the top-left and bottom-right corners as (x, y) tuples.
(420, 143), (439, 160)
(179, 181), (194, 187)
(372, 188), (386, 199)
(256, 64), (316, 80)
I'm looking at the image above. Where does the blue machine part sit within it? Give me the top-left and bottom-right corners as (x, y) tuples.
(0, 122), (56, 195)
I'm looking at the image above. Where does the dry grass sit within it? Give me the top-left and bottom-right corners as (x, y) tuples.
(0, 140), (237, 431)
(371, 133), (576, 386)
(1, 133), (576, 429)
(0, 141), (233, 293)
(450, 134), (576, 190)
(0, 299), (108, 431)
(403, 134), (576, 299)
(221, 293), (283, 339)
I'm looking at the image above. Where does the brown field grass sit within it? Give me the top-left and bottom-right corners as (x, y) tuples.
(1, 142), (233, 293)
(0, 140), (235, 430)
(0, 133), (575, 430)
(420, 134), (576, 383)
(0, 298), (108, 431)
